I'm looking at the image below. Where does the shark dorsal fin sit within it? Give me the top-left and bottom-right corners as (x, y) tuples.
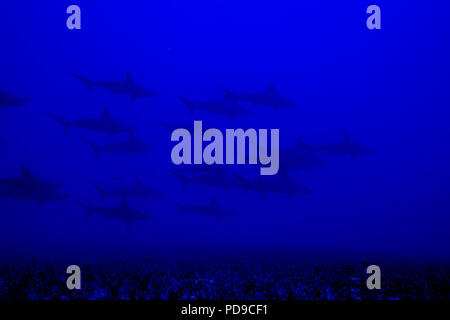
(223, 90), (238, 102)
(344, 131), (351, 142)
(125, 72), (134, 84)
(21, 165), (33, 179)
(103, 106), (111, 118)
(267, 83), (277, 94)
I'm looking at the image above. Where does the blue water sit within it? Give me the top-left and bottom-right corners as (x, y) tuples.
(0, 1), (449, 264)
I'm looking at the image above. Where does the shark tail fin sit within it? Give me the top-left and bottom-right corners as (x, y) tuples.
(70, 72), (96, 91)
(234, 174), (250, 195)
(153, 121), (166, 129)
(125, 72), (134, 84)
(90, 180), (107, 200)
(74, 200), (94, 217)
(21, 165), (34, 179)
(169, 169), (189, 190)
(176, 95), (196, 115)
(296, 139), (315, 152)
(267, 82), (277, 94)
(45, 113), (72, 134)
(82, 138), (102, 158)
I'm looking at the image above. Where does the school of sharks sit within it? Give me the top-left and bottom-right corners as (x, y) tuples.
(0, 72), (373, 227)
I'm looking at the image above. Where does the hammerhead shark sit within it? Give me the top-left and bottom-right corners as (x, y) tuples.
(174, 198), (236, 219)
(177, 92), (251, 118)
(0, 166), (67, 206)
(75, 199), (149, 227)
(71, 72), (158, 101)
(222, 83), (297, 110)
(317, 132), (374, 158)
(83, 133), (152, 157)
(46, 107), (135, 136)
(90, 177), (163, 201)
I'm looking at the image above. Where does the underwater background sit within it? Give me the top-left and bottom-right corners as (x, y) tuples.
(0, 1), (449, 300)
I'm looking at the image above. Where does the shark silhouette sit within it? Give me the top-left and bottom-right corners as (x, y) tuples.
(91, 177), (163, 201)
(71, 72), (158, 101)
(317, 132), (374, 158)
(170, 167), (242, 191)
(223, 83), (297, 110)
(177, 92), (251, 118)
(75, 199), (149, 227)
(83, 133), (152, 157)
(0, 166), (67, 206)
(174, 198), (235, 219)
(235, 174), (311, 197)
(46, 107), (135, 136)
(280, 147), (324, 172)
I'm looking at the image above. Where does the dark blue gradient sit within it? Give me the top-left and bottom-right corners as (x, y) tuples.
(0, 1), (449, 279)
